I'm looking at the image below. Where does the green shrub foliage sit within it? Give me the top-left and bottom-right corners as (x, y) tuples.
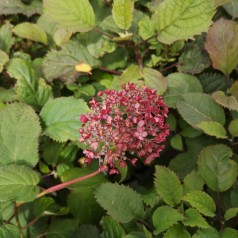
(0, 0), (238, 237)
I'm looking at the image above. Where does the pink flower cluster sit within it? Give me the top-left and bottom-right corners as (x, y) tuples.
(79, 83), (169, 175)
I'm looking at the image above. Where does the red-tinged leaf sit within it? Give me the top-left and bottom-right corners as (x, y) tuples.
(206, 18), (238, 74)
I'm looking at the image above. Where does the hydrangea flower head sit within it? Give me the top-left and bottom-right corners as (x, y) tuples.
(79, 83), (169, 175)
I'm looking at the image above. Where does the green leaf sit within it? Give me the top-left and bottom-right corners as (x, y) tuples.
(0, 23), (15, 54)
(43, 0), (95, 33)
(231, 184), (238, 207)
(206, 18), (238, 74)
(0, 224), (19, 238)
(152, 206), (184, 234)
(0, 103), (41, 167)
(138, 16), (155, 40)
(212, 91), (238, 112)
(46, 219), (77, 238)
(183, 208), (210, 228)
(196, 121), (227, 139)
(100, 216), (126, 238)
(223, 0), (238, 19)
(198, 144), (237, 192)
(167, 114), (177, 131)
(13, 22), (47, 45)
(0, 49), (9, 73)
(0, 0), (41, 17)
(153, 0), (215, 44)
(43, 40), (99, 83)
(229, 119), (238, 137)
(0, 164), (40, 202)
(164, 224), (191, 238)
(215, 0), (230, 6)
(68, 190), (103, 224)
(141, 68), (167, 95)
(72, 225), (99, 238)
(61, 167), (106, 191)
(182, 190), (216, 217)
(193, 228), (219, 238)
(0, 88), (17, 103)
(164, 73), (203, 108)
(183, 170), (204, 195)
(170, 134), (183, 151)
(6, 58), (52, 110)
(154, 166), (183, 206)
(180, 121), (203, 138)
(224, 208), (238, 220)
(169, 151), (196, 179)
(110, 65), (142, 90)
(177, 93), (226, 128)
(222, 228), (238, 238)
(53, 28), (72, 46)
(198, 73), (226, 94)
(40, 97), (89, 142)
(87, 31), (116, 58)
(112, 0), (134, 30)
(0, 201), (14, 221)
(37, 78), (53, 107)
(95, 183), (144, 223)
(178, 36), (211, 74)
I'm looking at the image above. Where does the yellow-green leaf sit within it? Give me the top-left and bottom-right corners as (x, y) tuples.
(43, 0), (95, 33)
(182, 190), (216, 217)
(153, 0), (215, 44)
(13, 23), (48, 45)
(196, 121), (227, 139)
(212, 91), (238, 112)
(229, 119), (238, 137)
(112, 0), (134, 30)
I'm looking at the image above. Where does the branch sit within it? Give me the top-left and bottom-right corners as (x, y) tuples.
(93, 27), (114, 40)
(100, 67), (122, 75)
(37, 169), (101, 198)
(135, 33), (158, 46)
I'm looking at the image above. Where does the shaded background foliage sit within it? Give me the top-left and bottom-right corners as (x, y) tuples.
(0, 0), (238, 237)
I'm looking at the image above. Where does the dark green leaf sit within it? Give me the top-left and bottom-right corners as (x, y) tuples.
(68, 190), (103, 224)
(100, 216), (126, 238)
(164, 224), (191, 238)
(95, 183), (144, 223)
(71, 225), (99, 238)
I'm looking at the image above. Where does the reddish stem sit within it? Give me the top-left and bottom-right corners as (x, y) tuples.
(37, 170), (101, 198)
